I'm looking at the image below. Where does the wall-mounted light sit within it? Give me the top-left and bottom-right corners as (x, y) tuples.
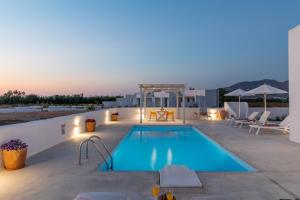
(72, 116), (83, 138)
(105, 110), (110, 123)
(73, 117), (81, 126)
(207, 108), (219, 120)
(72, 126), (81, 138)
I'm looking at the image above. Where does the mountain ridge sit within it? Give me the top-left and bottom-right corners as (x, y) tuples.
(224, 79), (288, 92)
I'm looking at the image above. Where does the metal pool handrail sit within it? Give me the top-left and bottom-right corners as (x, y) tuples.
(78, 135), (113, 171)
(87, 135), (113, 170)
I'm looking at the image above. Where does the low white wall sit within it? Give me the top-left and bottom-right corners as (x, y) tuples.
(0, 106), (199, 168)
(224, 102), (249, 119)
(0, 109), (120, 168)
(143, 107), (200, 120)
(248, 107), (289, 119)
(178, 108), (200, 119)
(116, 107), (141, 120)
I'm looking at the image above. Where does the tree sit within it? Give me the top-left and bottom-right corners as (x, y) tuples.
(0, 90), (120, 105)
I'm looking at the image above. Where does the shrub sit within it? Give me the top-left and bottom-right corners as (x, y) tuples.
(1, 139), (28, 151)
(87, 105), (96, 111)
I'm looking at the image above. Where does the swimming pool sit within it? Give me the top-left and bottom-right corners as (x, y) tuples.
(102, 125), (255, 172)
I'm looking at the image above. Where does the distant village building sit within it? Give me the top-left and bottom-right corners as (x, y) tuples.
(102, 88), (219, 110)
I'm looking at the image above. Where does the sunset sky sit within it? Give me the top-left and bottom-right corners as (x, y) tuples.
(1, 0), (299, 96)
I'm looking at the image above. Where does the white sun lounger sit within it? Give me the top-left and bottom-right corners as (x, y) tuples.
(249, 115), (290, 135)
(74, 192), (127, 200)
(233, 111), (259, 128)
(235, 111), (270, 128)
(159, 165), (202, 188)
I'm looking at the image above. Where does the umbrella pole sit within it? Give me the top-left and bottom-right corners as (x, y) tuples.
(264, 94), (267, 113)
(238, 96), (241, 119)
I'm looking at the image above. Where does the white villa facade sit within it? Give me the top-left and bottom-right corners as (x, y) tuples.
(289, 25), (300, 143)
(103, 88), (219, 109)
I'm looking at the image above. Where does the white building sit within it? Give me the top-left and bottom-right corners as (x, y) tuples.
(102, 88), (219, 110)
(289, 25), (300, 143)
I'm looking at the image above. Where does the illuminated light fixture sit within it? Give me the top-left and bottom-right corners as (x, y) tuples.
(72, 126), (81, 138)
(73, 117), (81, 126)
(207, 108), (219, 120)
(71, 116), (82, 138)
(136, 108), (145, 120)
(105, 110), (110, 123)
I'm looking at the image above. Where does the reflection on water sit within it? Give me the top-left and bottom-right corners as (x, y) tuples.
(167, 148), (173, 165)
(151, 148), (157, 169)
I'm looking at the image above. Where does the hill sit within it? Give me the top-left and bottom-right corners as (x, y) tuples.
(224, 79), (288, 92)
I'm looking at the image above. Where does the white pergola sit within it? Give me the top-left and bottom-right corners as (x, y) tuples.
(139, 84), (186, 124)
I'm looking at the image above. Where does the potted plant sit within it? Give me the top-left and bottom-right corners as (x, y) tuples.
(220, 110), (228, 120)
(111, 112), (119, 121)
(1, 139), (28, 170)
(85, 119), (96, 132)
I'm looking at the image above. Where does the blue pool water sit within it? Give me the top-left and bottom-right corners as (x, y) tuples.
(102, 125), (255, 172)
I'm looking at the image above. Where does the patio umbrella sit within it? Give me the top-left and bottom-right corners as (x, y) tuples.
(243, 84), (287, 113)
(225, 89), (246, 118)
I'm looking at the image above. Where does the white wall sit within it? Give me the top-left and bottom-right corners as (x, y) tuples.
(0, 109), (118, 168)
(178, 108), (202, 119)
(117, 107), (141, 120)
(0, 106), (198, 168)
(144, 107), (201, 120)
(289, 25), (300, 143)
(224, 102), (249, 119)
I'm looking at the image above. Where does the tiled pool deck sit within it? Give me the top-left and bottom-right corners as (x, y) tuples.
(1, 120), (300, 200)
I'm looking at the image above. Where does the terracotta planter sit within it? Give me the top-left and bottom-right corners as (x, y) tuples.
(86, 120), (96, 132)
(220, 110), (227, 120)
(111, 114), (118, 121)
(2, 148), (27, 170)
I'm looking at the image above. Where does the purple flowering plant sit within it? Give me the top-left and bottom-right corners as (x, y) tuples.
(1, 139), (28, 151)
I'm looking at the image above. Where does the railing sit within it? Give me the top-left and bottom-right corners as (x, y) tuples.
(78, 135), (113, 171)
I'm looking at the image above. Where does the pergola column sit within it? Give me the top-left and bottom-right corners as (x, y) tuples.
(143, 91), (147, 120)
(183, 89), (186, 124)
(176, 91), (179, 119)
(139, 87), (143, 124)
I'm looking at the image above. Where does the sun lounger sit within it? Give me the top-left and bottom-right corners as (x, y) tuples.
(159, 165), (202, 188)
(233, 111), (259, 128)
(249, 115), (290, 135)
(225, 114), (236, 126)
(234, 111), (268, 128)
(74, 192), (127, 200)
(199, 112), (212, 120)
